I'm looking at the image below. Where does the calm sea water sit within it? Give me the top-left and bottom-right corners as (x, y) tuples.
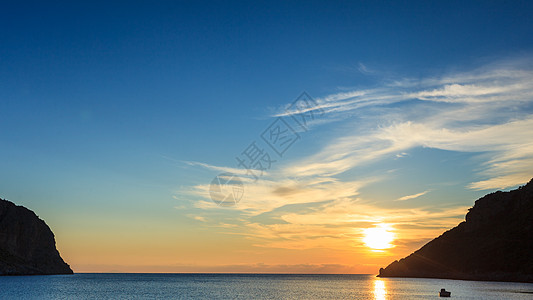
(0, 274), (532, 299)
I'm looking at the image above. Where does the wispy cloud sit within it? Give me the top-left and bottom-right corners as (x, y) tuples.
(396, 190), (430, 201)
(180, 57), (533, 254)
(280, 58), (533, 190)
(187, 175), (377, 215)
(395, 152), (409, 158)
(184, 161), (261, 179)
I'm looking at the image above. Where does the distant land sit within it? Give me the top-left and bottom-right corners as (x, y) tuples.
(378, 178), (533, 283)
(0, 198), (73, 275)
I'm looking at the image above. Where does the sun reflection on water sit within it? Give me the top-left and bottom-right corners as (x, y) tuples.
(373, 279), (387, 300)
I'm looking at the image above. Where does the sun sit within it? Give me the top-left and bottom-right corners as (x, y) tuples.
(363, 224), (395, 250)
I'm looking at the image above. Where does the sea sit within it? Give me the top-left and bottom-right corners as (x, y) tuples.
(1, 274), (532, 299)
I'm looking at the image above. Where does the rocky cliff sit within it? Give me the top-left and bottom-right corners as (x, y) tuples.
(0, 198), (73, 275)
(378, 178), (533, 283)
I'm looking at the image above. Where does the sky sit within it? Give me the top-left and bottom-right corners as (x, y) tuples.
(1, 1), (533, 273)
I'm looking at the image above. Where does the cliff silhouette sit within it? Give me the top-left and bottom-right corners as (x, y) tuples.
(0, 198), (73, 275)
(378, 178), (533, 283)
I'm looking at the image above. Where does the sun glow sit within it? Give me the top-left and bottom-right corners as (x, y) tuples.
(363, 224), (395, 250)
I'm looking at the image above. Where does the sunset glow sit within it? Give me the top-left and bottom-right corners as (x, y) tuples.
(363, 225), (395, 250)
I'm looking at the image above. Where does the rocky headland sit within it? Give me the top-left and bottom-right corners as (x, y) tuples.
(378, 178), (533, 283)
(0, 198), (73, 275)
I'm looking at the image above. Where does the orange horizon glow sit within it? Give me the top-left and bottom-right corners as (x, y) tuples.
(52, 212), (456, 274)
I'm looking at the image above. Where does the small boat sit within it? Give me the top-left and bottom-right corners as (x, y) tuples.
(439, 288), (451, 297)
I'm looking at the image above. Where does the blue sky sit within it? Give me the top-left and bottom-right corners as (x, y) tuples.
(1, 1), (533, 272)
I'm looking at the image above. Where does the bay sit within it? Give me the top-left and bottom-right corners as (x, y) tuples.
(1, 274), (532, 299)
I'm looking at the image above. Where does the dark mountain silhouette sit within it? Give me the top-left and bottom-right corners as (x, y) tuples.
(378, 178), (533, 283)
(0, 198), (73, 275)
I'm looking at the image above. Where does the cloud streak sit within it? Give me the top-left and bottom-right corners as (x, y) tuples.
(396, 190), (430, 201)
(281, 58), (533, 190)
